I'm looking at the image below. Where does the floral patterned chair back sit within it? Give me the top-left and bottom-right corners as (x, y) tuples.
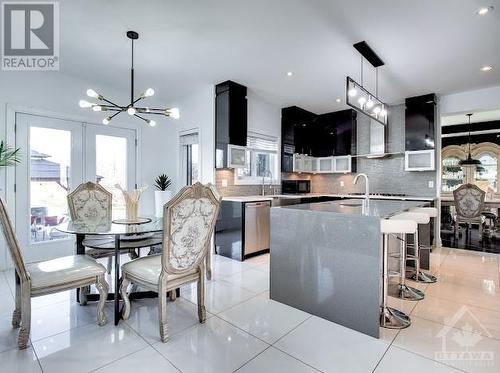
(162, 182), (221, 274)
(0, 197), (28, 283)
(67, 182), (112, 229)
(453, 183), (485, 220)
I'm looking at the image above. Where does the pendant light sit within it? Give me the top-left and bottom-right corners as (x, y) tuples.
(459, 113), (481, 166)
(79, 31), (179, 127)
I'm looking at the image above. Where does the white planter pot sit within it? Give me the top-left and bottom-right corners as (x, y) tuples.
(155, 190), (173, 218)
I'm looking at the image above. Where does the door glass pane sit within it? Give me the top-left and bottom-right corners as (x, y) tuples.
(191, 143), (199, 183)
(96, 135), (127, 218)
(30, 127), (70, 243)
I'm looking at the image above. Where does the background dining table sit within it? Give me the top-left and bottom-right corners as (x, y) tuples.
(57, 217), (164, 325)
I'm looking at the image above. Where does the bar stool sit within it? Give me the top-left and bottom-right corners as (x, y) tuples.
(408, 207), (438, 283)
(389, 212), (426, 301)
(379, 218), (416, 329)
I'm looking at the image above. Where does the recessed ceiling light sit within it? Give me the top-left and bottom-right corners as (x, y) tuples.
(477, 6), (493, 15)
(335, 98), (341, 103)
(287, 71), (293, 77)
(481, 65), (493, 72)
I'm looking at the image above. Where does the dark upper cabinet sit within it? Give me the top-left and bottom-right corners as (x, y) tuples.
(313, 109), (357, 157)
(405, 93), (436, 151)
(215, 80), (247, 168)
(281, 106), (357, 173)
(281, 106), (316, 172)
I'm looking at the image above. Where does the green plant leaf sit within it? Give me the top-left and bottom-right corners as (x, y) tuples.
(0, 141), (21, 167)
(154, 173), (171, 191)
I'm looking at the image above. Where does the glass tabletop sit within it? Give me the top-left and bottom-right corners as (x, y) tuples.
(56, 216), (163, 236)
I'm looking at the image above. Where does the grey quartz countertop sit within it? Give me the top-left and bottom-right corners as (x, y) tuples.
(278, 198), (427, 219)
(222, 194), (435, 203)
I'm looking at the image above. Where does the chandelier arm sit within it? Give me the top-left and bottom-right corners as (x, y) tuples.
(133, 113), (149, 123)
(109, 110), (124, 120)
(135, 107), (166, 112)
(99, 96), (125, 109)
(132, 96), (145, 106)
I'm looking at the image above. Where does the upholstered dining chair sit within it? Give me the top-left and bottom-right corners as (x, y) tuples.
(0, 197), (108, 350)
(453, 183), (486, 240)
(67, 181), (116, 273)
(120, 182), (221, 342)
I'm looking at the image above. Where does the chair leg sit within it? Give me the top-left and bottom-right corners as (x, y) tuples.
(18, 282), (31, 350)
(158, 274), (169, 343)
(197, 265), (207, 323)
(12, 277), (21, 328)
(107, 256), (112, 275)
(169, 290), (177, 302)
(96, 275), (109, 326)
(79, 286), (89, 306)
(206, 251), (212, 281)
(120, 277), (131, 320)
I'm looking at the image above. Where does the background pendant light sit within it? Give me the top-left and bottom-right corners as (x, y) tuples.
(459, 113), (481, 166)
(79, 31), (179, 126)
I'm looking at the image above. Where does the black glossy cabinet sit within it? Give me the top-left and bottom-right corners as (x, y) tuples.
(313, 110), (357, 157)
(281, 106), (316, 172)
(281, 106), (357, 173)
(405, 93), (436, 151)
(215, 80), (247, 168)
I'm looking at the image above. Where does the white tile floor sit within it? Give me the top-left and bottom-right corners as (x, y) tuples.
(1, 247), (499, 372)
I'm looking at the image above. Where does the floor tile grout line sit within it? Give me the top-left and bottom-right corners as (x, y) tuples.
(150, 341), (187, 373)
(231, 345), (273, 373)
(87, 345), (151, 373)
(268, 316), (328, 373)
(211, 313), (273, 346)
(29, 340), (45, 373)
(391, 344), (469, 373)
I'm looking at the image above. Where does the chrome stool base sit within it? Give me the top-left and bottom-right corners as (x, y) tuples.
(389, 283), (424, 301)
(407, 270), (437, 283)
(380, 306), (411, 329)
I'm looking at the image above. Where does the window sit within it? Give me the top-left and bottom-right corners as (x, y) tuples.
(180, 132), (199, 186)
(441, 156), (463, 193)
(235, 133), (279, 185)
(475, 154), (497, 192)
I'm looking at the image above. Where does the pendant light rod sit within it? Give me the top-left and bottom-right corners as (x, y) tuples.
(466, 113), (472, 154)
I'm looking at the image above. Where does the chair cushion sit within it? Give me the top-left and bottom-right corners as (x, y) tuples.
(122, 254), (197, 285)
(27, 255), (106, 289)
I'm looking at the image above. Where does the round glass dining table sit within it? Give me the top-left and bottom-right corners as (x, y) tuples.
(57, 217), (164, 325)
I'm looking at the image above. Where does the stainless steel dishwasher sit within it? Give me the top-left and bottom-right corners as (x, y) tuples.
(244, 201), (271, 256)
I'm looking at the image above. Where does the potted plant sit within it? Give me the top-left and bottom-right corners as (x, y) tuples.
(0, 141), (20, 168)
(154, 174), (172, 217)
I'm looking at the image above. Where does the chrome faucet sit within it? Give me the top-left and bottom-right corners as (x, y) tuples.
(353, 173), (370, 213)
(261, 170), (274, 196)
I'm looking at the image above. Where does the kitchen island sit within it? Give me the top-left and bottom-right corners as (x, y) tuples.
(270, 199), (429, 338)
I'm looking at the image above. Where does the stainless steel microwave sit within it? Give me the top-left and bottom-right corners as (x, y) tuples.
(281, 180), (311, 194)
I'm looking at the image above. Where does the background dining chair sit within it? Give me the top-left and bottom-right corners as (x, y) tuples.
(67, 181), (116, 273)
(0, 197), (109, 350)
(453, 183), (486, 241)
(120, 182), (221, 342)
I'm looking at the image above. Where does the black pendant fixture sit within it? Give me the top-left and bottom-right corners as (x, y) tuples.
(459, 113), (481, 166)
(79, 31), (179, 127)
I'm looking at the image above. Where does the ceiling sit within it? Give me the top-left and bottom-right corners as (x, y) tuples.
(442, 109), (500, 126)
(54, 0), (500, 114)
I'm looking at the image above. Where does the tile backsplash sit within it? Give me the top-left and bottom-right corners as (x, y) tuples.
(215, 169), (280, 197)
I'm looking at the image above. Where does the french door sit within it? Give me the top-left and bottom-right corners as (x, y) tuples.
(15, 113), (136, 263)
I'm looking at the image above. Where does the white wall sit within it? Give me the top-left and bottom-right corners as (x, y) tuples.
(247, 91), (281, 139)
(440, 85), (500, 115)
(169, 85), (215, 188)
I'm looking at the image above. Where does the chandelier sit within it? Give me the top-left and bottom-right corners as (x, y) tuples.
(346, 41), (388, 126)
(79, 31), (179, 127)
(458, 113), (481, 166)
